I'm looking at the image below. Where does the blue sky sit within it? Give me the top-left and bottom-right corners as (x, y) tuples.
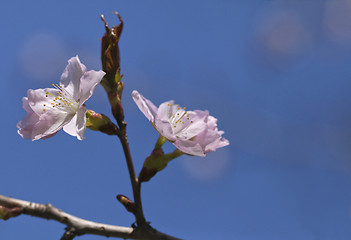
(1, 0), (351, 239)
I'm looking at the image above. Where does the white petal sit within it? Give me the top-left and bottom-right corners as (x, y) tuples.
(132, 90), (158, 122)
(158, 100), (175, 122)
(60, 56), (87, 101)
(22, 97), (33, 113)
(63, 106), (87, 140)
(17, 112), (40, 139)
(79, 70), (105, 105)
(31, 110), (73, 140)
(27, 88), (61, 116)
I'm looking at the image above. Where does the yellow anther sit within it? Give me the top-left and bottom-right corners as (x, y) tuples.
(43, 109), (46, 112)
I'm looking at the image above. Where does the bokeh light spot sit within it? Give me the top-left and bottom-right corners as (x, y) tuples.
(181, 149), (230, 182)
(324, 0), (351, 47)
(19, 33), (68, 82)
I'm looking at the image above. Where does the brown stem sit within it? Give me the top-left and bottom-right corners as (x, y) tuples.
(117, 123), (146, 226)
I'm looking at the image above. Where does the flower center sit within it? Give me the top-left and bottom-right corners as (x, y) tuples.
(42, 84), (79, 113)
(168, 103), (193, 136)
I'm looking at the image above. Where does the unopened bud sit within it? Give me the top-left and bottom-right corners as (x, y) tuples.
(100, 13), (125, 126)
(116, 194), (135, 213)
(138, 148), (166, 183)
(138, 148), (184, 182)
(86, 110), (118, 135)
(100, 13), (124, 93)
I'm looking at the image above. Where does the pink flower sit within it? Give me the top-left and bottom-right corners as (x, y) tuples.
(132, 90), (229, 156)
(17, 56), (106, 141)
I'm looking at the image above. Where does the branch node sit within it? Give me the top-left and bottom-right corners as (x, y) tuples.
(60, 227), (77, 240)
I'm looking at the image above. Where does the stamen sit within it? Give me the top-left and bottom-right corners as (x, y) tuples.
(175, 111), (187, 124)
(43, 83), (79, 113)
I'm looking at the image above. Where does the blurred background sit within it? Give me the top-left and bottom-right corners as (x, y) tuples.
(1, 0), (351, 239)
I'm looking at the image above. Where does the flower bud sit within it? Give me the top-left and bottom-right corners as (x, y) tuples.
(138, 148), (165, 182)
(116, 194), (135, 213)
(100, 13), (125, 126)
(0, 206), (22, 220)
(100, 13), (123, 93)
(86, 110), (118, 135)
(138, 148), (184, 182)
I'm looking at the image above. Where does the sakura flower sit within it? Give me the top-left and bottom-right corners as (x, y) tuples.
(17, 56), (105, 141)
(132, 90), (229, 156)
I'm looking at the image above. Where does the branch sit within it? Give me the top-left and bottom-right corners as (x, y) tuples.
(0, 194), (181, 240)
(117, 125), (145, 226)
(60, 228), (77, 240)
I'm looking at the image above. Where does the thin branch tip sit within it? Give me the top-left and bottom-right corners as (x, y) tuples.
(113, 11), (123, 23)
(100, 14), (108, 28)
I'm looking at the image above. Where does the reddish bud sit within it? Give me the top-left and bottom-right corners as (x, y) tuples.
(100, 13), (124, 93)
(116, 195), (136, 213)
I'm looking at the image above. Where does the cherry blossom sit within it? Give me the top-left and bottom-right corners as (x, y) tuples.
(17, 56), (105, 140)
(132, 90), (229, 156)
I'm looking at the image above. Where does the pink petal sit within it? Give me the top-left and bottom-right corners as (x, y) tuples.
(173, 139), (205, 157)
(60, 56), (87, 101)
(17, 113), (40, 139)
(17, 97), (57, 140)
(193, 118), (229, 154)
(154, 118), (176, 142)
(175, 110), (208, 139)
(132, 90), (158, 122)
(206, 115), (219, 130)
(79, 70), (106, 105)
